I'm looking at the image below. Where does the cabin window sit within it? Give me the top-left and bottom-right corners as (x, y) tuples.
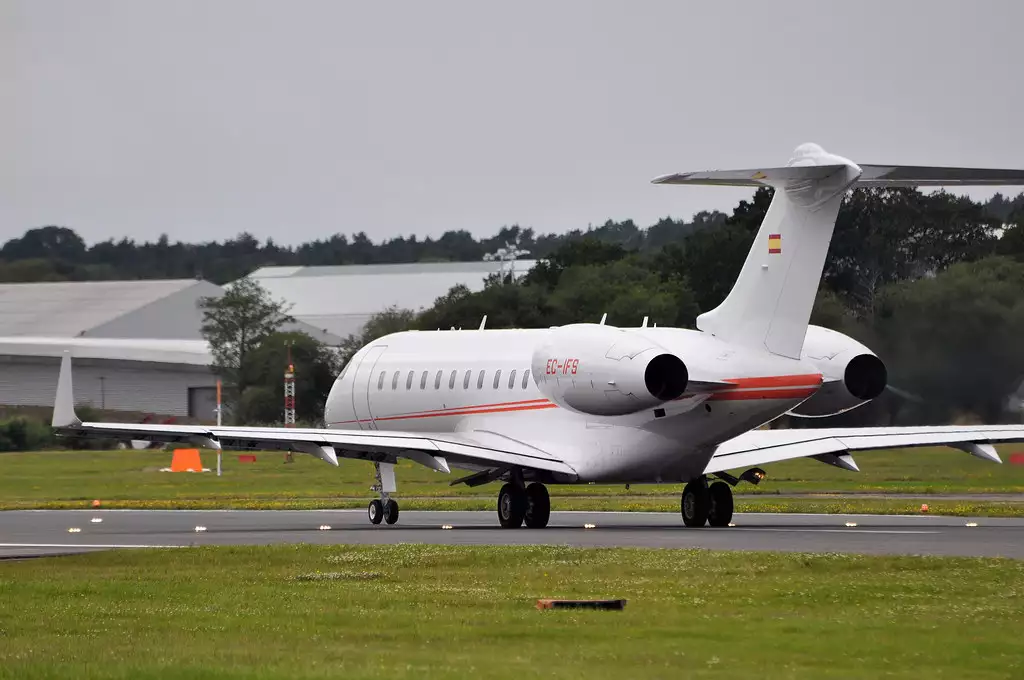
(434, 370), (443, 389)
(406, 370), (414, 389)
(392, 371), (400, 390)
(420, 370), (428, 389)
(377, 371), (385, 390)
(449, 370), (457, 389)
(493, 369), (502, 389)
(508, 369), (517, 389)
(522, 369), (530, 389)
(463, 369), (471, 389)
(477, 370), (486, 389)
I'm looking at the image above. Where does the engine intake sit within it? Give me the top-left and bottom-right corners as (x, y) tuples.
(844, 353), (887, 401)
(645, 353), (689, 402)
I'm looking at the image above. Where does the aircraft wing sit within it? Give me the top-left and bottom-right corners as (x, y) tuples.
(705, 425), (1024, 474)
(50, 354), (578, 480)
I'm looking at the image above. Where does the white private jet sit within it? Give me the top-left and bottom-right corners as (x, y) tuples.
(51, 143), (1024, 529)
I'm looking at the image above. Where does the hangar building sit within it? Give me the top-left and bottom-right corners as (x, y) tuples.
(246, 260), (538, 339)
(0, 279), (336, 421)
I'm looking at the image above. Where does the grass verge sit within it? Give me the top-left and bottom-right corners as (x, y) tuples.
(0, 544), (1022, 679)
(1, 446), (1023, 516)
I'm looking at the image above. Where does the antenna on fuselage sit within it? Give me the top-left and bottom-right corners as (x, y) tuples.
(641, 316), (649, 328)
(599, 313), (607, 325)
(479, 315), (487, 330)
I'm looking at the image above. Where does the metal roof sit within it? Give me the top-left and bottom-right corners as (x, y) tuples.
(0, 279), (207, 337)
(0, 336), (213, 366)
(249, 261), (538, 278)
(247, 261), (537, 338)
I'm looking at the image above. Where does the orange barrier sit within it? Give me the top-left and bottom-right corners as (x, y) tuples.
(1010, 452), (1024, 466)
(238, 454), (257, 463)
(170, 448), (204, 472)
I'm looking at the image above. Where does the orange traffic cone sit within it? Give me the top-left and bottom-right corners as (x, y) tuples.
(170, 448), (204, 472)
(921, 503), (929, 513)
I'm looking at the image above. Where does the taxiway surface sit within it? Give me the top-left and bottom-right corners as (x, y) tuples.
(1, 509), (1021, 560)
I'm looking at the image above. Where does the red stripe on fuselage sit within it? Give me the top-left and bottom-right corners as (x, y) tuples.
(725, 374), (823, 388)
(706, 387), (819, 402)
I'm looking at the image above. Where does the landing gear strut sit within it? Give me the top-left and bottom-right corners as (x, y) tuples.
(681, 477), (734, 528)
(367, 462), (400, 526)
(497, 481), (550, 528)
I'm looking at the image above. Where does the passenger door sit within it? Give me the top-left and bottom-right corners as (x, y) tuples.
(350, 345), (387, 430)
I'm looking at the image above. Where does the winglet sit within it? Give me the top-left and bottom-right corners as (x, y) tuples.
(52, 351), (82, 428)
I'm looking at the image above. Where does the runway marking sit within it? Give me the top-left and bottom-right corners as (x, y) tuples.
(732, 528), (941, 535)
(0, 543), (184, 549)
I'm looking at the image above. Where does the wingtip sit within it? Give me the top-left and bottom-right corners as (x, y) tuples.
(52, 351), (82, 428)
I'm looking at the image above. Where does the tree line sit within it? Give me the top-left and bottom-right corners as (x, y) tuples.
(3, 191), (1021, 285)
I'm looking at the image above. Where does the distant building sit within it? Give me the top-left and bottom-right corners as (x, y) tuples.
(0, 279), (222, 340)
(0, 262), (531, 420)
(244, 260), (538, 339)
(0, 279), (339, 420)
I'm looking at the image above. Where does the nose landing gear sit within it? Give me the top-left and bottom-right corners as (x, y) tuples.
(367, 462), (400, 526)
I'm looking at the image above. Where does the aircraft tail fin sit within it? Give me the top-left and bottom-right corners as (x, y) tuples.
(654, 143), (1024, 360)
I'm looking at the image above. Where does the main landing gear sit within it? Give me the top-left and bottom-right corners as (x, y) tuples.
(367, 461), (400, 526)
(497, 481), (551, 529)
(681, 477), (734, 528)
(367, 497), (399, 525)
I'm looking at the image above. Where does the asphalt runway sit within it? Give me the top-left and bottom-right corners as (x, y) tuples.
(1, 509), (1022, 560)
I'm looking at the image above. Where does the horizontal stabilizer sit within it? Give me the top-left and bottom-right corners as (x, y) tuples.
(856, 165), (1024, 187)
(652, 164), (846, 187)
(653, 163), (1024, 189)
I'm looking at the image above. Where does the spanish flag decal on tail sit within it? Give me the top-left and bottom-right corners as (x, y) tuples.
(768, 233), (782, 254)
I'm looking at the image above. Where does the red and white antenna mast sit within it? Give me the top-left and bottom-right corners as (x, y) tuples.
(284, 341), (296, 427)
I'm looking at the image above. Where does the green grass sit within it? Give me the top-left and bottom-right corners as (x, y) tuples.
(0, 544), (1022, 679)
(1, 445), (1023, 515)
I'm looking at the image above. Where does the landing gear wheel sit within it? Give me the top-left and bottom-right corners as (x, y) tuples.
(524, 483), (551, 529)
(681, 481), (710, 528)
(497, 483), (527, 528)
(707, 481), (734, 527)
(383, 499), (400, 525)
(368, 499), (383, 525)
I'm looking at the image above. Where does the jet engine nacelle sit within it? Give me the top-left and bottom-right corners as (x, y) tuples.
(788, 325), (888, 418)
(531, 323), (689, 416)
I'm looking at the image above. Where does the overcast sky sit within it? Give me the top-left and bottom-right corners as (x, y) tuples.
(4, 0), (1023, 247)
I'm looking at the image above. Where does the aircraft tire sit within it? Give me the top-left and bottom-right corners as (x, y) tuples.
(497, 483), (527, 528)
(681, 481), (710, 528)
(368, 499), (384, 525)
(707, 481), (734, 527)
(384, 499), (400, 525)
(524, 483), (551, 529)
